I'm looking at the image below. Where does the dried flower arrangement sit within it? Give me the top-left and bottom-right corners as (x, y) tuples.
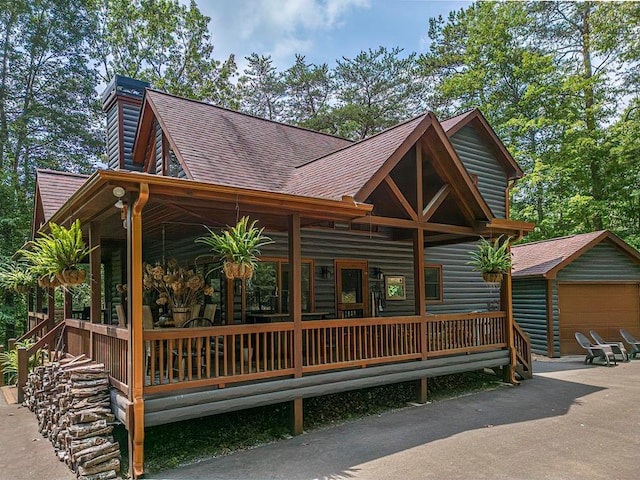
(143, 259), (213, 310)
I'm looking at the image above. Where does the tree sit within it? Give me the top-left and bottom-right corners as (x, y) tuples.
(0, 0), (101, 251)
(283, 54), (334, 131)
(92, 0), (238, 107)
(238, 53), (285, 121)
(332, 46), (422, 139)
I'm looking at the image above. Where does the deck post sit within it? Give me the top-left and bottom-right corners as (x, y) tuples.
(127, 183), (149, 478)
(17, 347), (27, 403)
(502, 247), (517, 384)
(413, 227), (428, 403)
(288, 213), (303, 435)
(89, 221), (102, 325)
(64, 290), (72, 321)
(35, 286), (43, 314)
(47, 287), (56, 332)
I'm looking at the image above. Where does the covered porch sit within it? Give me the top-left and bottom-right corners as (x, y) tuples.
(24, 159), (532, 476)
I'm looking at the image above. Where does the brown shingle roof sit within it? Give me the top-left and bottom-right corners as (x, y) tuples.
(285, 114), (428, 200)
(440, 109), (477, 132)
(512, 231), (607, 277)
(146, 90), (352, 192)
(36, 170), (88, 223)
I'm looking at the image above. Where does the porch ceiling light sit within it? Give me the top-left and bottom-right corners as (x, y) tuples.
(113, 186), (126, 209)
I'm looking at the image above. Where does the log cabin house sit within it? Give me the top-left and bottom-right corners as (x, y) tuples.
(23, 76), (534, 477)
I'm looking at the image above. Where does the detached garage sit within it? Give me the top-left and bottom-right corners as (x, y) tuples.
(512, 231), (640, 357)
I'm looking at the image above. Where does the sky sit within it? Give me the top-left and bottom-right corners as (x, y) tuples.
(196, 0), (472, 71)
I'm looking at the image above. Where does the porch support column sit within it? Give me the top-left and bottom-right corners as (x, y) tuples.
(47, 287), (56, 331)
(501, 244), (517, 384)
(288, 213), (303, 435)
(35, 286), (43, 314)
(63, 290), (72, 320)
(127, 183), (149, 478)
(413, 227), (427, 403)
(89, 221), (102, 324)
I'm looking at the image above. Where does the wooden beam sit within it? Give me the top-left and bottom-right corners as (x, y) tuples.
(423, 222), (477, 235)
(422, 184), (451, 221)
(546, 279), (555, 358)
(89, 222), (102, 324)
(63, 290), (72, 320)
(288, 213), (303, 435)
(416, 144), (423, 219)
(383, 176), (418, 221)
(47, 287), (55, 331)
(352, 215), (419, 229)
(128, 183), (149, 478)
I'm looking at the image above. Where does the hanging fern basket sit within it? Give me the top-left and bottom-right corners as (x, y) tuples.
(14, 285), (31, 294)
(482, 272), (504, 284)
(38, 275), (60, 288)
(223, 262), (254, 280)
(56, 268), (87, 286)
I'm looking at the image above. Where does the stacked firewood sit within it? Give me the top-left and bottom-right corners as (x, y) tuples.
(24, 355), (122, 480)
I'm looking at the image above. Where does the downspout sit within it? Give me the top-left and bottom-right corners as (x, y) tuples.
(127, 183), (149, 478)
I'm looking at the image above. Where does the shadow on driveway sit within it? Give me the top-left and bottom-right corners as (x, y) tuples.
(151, 372), (606, 480)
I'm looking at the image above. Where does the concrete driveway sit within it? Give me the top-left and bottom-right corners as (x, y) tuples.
(151, 356), (640, 480)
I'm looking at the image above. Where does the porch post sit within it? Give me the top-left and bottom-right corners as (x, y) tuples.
(35, 286), (43, 314)
(501, 245), (517, 384)
(413, 227), (428, 403)
(127, 183), (149, 478)
(63, 290), (72, 320)
(288, 213), (303, 435)
(47, 287), (55, 331)
(89, 221), (102, 324)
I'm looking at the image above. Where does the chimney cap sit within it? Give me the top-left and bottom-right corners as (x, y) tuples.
(101, 75), (150, 109)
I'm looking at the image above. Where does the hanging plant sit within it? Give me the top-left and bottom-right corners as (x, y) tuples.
(0, 261), (35, 294)
(195, 216), (273, 280)
(20, 219), (96, 287)
(467, 236), (512, 284)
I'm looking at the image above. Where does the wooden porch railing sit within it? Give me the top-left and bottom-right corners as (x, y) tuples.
(17, 314), (50, 343)
(142, 312), (509, 393)
(64, 319), (129, 394)
(426, 312), (508, 357)
(16, 321), (66, 403)
(513, 321), (532, 379)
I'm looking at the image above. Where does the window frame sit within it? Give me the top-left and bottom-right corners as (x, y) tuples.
(424, 264), (443, 305)
(248, 257), (315, 313)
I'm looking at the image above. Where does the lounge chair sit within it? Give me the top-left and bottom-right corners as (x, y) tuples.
(574, 332), (616, 366)
(589, 330), (629, 362)
(619, 329), (640, 359)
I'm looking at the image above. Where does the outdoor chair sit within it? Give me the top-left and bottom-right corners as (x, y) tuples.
(574, 332), (617, 366)
(589, 330), (629, 362)
(619, 329), (640, 359)
(115, 304), (126, 327)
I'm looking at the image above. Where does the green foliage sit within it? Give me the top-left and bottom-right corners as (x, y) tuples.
(0, 338), (46, 385)
(0, 261), (35, 294)
(238, 53), (285, 121)
(468, 236), (512, 275)
(195, 217), (273, 269)
(19, 219), (95, 280)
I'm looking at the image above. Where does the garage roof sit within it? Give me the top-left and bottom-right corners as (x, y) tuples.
(512, 230), (640, 278)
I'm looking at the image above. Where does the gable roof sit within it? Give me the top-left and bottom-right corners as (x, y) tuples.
(136, 90), (352, 193)
(440, 108), (523, 180)
(285, 114), (429, 201)
(512, 230), (640, 278)
(33, 170), (88, 228)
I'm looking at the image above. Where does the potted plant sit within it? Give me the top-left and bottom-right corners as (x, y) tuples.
(143, 259), (212, 326)
(0, 261), (35, 294)
(20, 220), (95, 287)
(468, 236), (512, 284)
(196, 216), (273, 280)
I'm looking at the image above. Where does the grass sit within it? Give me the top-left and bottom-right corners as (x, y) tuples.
(115, 370), (504, 475)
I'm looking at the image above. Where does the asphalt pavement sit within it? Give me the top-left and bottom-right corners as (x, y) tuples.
(150, 356), (640, 480)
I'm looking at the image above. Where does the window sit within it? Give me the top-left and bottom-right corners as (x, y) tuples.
(247, 259), (313, 313)
(424, 264), (443, 303)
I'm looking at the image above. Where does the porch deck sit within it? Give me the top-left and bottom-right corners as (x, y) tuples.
(52, 311), (530, 427)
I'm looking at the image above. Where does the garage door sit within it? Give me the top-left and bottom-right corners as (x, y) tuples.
(559, 283), (640, 355)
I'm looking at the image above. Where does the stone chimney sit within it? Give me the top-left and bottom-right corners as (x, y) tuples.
(101, 75), (149, 171)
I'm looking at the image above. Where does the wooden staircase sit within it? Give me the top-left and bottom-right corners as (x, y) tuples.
(513, 322), (532, 379)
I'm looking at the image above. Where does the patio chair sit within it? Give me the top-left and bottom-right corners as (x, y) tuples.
(115, 304), (126, 327)
(574, 332), (617, 366)
(589, 330), (629, 362)
(619, 329), (640, 359)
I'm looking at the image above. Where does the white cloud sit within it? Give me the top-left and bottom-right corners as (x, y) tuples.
(201, 0), (370, 68)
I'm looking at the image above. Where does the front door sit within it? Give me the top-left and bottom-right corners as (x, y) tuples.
(335, 260), (368, 318)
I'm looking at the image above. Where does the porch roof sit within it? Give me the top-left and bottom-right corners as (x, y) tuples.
(32, 170), (89, 235)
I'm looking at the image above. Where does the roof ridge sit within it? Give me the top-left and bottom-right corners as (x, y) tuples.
(513, 230), (607, 248)
(439, 107), (478, 123)
(146, 89), (351, 143)
(37, 169), (89, 178)
(294, 112), (429, 169)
